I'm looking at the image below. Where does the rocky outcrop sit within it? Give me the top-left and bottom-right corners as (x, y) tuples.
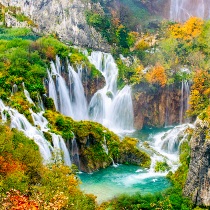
(81, 70), (105, 104)
(1, 0), (110, 51)
(118, 137), (151, 168)
(183, 118), (210, 206)
(4, 13), (29, 28)
(132, 83), (188, 129)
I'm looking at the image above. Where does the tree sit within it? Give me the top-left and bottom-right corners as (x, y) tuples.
(145, 63), (167, 87)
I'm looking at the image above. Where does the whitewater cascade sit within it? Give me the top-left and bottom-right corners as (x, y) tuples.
(48, 52), (134, 133)
(170, 0), (210, 22)
(88, 52), (134, 132)
(0, 98), (71, 166)
(179, 80), (190, 124)
(148, 123), (194, 173)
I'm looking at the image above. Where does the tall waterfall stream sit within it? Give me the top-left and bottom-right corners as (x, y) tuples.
(0, 51), (193, 203)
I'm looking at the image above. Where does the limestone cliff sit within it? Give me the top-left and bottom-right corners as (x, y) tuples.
(0, 0), (110, 51)
(132, 83), (188, 129)
(184, 118), (210, 206)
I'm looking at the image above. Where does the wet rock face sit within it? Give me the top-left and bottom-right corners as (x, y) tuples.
(132, 84), (184, 129)
(81, 72), (105, 104)
(169, 0), (210, 22)
(140, 0), (210, 22)
(184, 119), (210, 206)
(1, 0), (110, 51)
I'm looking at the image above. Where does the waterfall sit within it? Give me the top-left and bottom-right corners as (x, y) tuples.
(23, 83), (35, 105)
(50, 60), (74, 117)
(37, 93), (45, 111)
(179, 80), (190, 124)
(71, 137), (80, 170)
(102, 135), (109, 155)
(48, 57), (87, 120)
(9, 108), (52, 162)
(12, 84), (18, 94)
(107, 85), (134, 132)
(68, 64), (88, 120)
(0, 99), (72, 166)
(52, 133), (71, 166)
(149, 123), (194, 172)
(88, 51), (134, 133)
(48, 69), (58, 110)
(30, 109), (48, 131)
(0, 100), (7, 122)
(170, 0), (209, 22)
(48, 52), (134, 133)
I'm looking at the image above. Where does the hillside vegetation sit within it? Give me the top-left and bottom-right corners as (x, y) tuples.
(0, 10), (209, 208)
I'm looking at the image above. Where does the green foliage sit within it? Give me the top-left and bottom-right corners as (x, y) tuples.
(119, 137), (151, 168)
(0, 125), (42, 194)
(0, 124), (97, 209)
(36, 36), (69, 58)
(154, 160), (170, 172)
(44, 110), (151, 172)
(0, 27), (38, 40)
(101, 187), (193, 210)
(168, 139), (191, 188)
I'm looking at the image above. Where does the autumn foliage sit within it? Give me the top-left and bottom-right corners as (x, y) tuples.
(0, 125), (96, 209)
(169, 17), (204, 41)
(188, 69), (210, 117)
(145, 64), (167, 87)
(2, 190), (39, 210)
(0, 155), (26, 176)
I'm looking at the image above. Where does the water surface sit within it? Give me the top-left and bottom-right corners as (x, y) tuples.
(79, 164), (171, 203)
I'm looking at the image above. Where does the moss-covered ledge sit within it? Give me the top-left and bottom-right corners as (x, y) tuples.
(118, 137), (151, 168)
(44, 110), (151, 172)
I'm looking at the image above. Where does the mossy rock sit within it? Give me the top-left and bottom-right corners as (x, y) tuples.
(154, 160), (170, 172)
(118, 137), (151, 168)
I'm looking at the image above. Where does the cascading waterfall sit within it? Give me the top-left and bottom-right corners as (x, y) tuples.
(107, 85), (134, 132)
(88, 51), (134, 133)
(0, 98), (72, 166)
(102, 135), (109, 155)
(29, 108), (71, 166)
(7, 106), (52, 162)
(48, 56), (87, 120)
(51, 133), (71, 166)
(68, 64), (88, 120)
(48, 69), (59, 110)
(149, 123), (194, 172)
(170, 0), (210, 22)
(12, 84), (18, 95)
(179, 80), (190, 124)
(0, 100), (7, 122)
(48, 52), (134, 133)
(30, 110), (49, 131)
(50, 60), (74, 117)
(37, 93), (45, 111)
(23, 83), (35, 105)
